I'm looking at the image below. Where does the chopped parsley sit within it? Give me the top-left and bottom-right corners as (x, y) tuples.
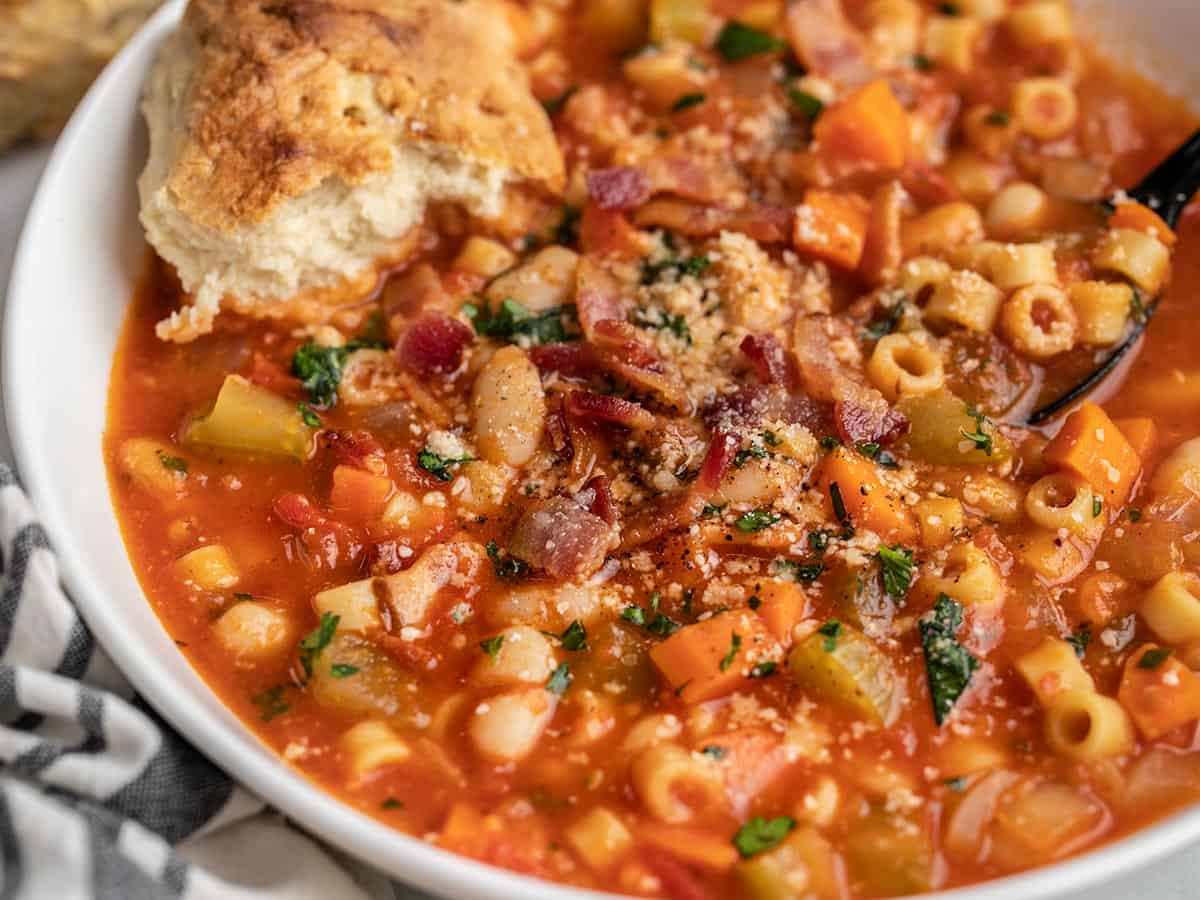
(559, 620), (588, 651)
(809, 529), (830, 556)
(750, 661), (777, 678)
(735, 509), (780, 532)
(920, 594), (980, 726)
(1130, 287), (1149, 324)
(913, 53), (934, 71)
(671, 92), (707, 112)
(157, 452), (188, 474)
(944, 776), (968, 793)
(719, 633), (742, 672)
(298, 612), (339, 682)
(621, 606), (647, 626)
(233, 592), (254, 600)
(817, 619), (842, 652)
(959, 405), (994, 456)
(381, 797), (405, 810)
(716, 22), (786, 61)
(486, 541), (528, 579)
(787, 88), (824, 119)
(857, 441), (899, 468)
(540, 85), (578, 117)
(646, 613), (681, 637)
(1138, 647), (1174, 670)
(463, 298), (576, 345)
(641, 254), (711, 284)
(330, 664), (360, 679)
(701, 745), (728, 760)
(733, 815), (796, 858)
(633, 306), (692, 344)
(546, 662), (572, 695)
(297, 403), (322, 428)
(938, 2), (961, 15)
(877, 545), (915, 598)
(292, 336), (386, 408)
(417, 447), (475, 482)
(1066, 623), (1092, 659)
(251, 685), (291, 722)
(702, 502), (728, 518)
(773, 559), (826, 582)
(984, 110), (1011, 126)
(1128, 508), (1143, 522)
(863, 300), (906, 340)
(828, 482), (852, 533)
(480, 635), (505, 659)
(1092, 496), (1103, 518)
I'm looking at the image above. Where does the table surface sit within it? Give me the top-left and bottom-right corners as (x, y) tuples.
(1, 142), (1197, 900)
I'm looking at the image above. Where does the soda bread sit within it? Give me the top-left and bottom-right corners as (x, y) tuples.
(139, 0), (564, 341)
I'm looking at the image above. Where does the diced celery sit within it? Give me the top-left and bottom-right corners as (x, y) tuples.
(186, 375), (315, 460)
(787, 624), (899, 726)
(897, 388), (1012, 466)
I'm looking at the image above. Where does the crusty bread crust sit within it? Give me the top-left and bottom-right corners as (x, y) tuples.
(169, 0), (563, 232)
(139, 0), (564, 341)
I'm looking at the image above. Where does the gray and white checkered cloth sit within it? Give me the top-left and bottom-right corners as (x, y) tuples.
(0, 462), (430, 900)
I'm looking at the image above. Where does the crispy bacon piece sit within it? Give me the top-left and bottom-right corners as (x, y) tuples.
(321, 429), (388, 474)
(397, 311), (473, 377)
(699, 429), (740, 491)
(528, 342), (601, 380)
(575, 257), (628, 338)
(860, 180), (908, 286)
(833, 395), (909, 446)
(508, 496), (616, 580)
(740, 333), (798, 388)
(785, 0), (872, 85)
(579, 474), (618, 526)
(273, 492), (363, 569)
(565, 390), (656, 430)
(703, 385), (771, 434)
(643, 155), (742, 206)
(620, 490), (709, 549)
(587, 166), (652, 210)
(634, 199), (791, 243)
(591, 320), (691, 411)
(901, 163), (959, 206)
(578, 203), (645, 260)
(546, 396), (574, 460)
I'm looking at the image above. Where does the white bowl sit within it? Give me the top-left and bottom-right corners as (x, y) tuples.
(3, 3), (1198, 898)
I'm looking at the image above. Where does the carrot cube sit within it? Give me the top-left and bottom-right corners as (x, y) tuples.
(814, 448), (917, 543)
(756, 582), (808, 645)
(329, 465), (394, 519)
(649, 610), (776, 703)
(1119, 644), (1200, 739)
(1109, 201), (1176, 247)
(638, 823), (739, 872)
(1113, 417), (1158, 464)
(814, 79), (910, 175)
(1043, 402), (1141, 507)
(793, 188), (871, 270)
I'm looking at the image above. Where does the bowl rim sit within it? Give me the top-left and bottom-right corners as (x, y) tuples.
(5, 3), (1200, 899)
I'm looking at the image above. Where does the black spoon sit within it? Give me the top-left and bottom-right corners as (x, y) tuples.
(1026, 128), (1200, 426)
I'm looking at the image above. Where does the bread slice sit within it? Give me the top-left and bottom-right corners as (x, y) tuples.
(139, 0), (565, 341)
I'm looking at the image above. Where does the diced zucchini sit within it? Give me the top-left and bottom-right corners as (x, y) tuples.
(788, 624), (899, 726)
(309, 633), (414, 717)
(845, 811), (939, 895)
(897, 388), (1012, 466)
(185, 375), (315, 460)
(737, 826), (843, 900)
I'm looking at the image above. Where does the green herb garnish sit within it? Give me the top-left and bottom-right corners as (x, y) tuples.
(787, 89), (824, 119)
(1092, 497), (1103, 518)
(863, 300), (906, 340)
(330, 664), (360, 679)
(417, 447), (475, 482)
(984, 110), (1010, 126)
(381, 797), (404, 810)
(298, 612), (340, 682)
(464, 298), (576, 345)
(719, 633), (742, 672)
(735, 510), (780, 532)
(546, 662), (572, 695)
(560, 620), (588, 651)
(621, 606), (647, 626)
(701, 745), (728, 760)
(486, 541), (528, 579)
(1138, 647), (1174, 670)
(959, 405), (994, 456)
(750, 661), (777, 678)
(157, 452), (188, 474)
(297, 403), (322, 428)
(1066, 623), (1092, 659)
(480, 635), (505, 659)
(877, 545), (915, 598)
(671, 92), (707, 112)
(920, 594), (979, 725)
(633, 306), (692, 344)
(733, 816), (796, 858)
(251, 685), (290, 722)
(541, 85), (578, 117)
(292, 337), (387, 408)
(817, 619), (841, 652)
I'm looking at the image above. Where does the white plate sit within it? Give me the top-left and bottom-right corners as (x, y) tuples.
(3, 3), (1198, 898)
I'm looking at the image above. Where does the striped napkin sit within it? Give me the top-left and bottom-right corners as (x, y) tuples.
(0, 461), (429, 900)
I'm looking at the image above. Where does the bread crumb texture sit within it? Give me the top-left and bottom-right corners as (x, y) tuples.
(139, 0), (565, 341)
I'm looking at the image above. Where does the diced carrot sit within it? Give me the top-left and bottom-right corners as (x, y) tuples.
(329, 464), (394, 520)
(1043, 402), (1141, 507)
(638, 823), (740, 872)
(1113, 417), (1158, 464)
(755, 582), (808, 645)
(815, 448), (917, 543)
(649, 610), (777, 703)
(578, 203), (645, 261)
(1109, 201), (1176, 246)
(814, 79), (910, 176)
(1118, 644), (1200, 740)
(793, 188), (871, 270)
